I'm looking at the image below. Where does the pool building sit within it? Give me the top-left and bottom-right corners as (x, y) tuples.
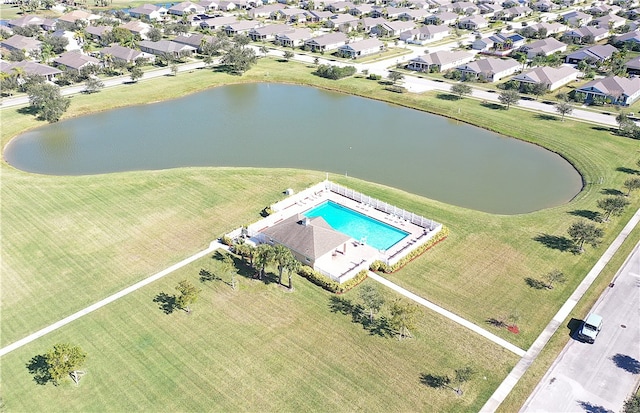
(229, 181), (443, 283)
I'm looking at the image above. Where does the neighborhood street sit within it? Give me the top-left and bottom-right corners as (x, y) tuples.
(520, 241), (640, 413)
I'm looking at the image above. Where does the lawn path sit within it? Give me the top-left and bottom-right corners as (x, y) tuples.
(367, 271), (527, 357)
(480, 207), (640, 412)
(0, 241), (224, 357)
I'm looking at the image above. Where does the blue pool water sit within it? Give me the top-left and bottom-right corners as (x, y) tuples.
(304, 201), (409, 251)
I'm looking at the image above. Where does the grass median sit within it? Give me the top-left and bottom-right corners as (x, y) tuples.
(2, 57), (639, 411)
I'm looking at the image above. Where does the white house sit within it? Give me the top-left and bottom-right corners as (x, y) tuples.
(337, 38), (384, 58)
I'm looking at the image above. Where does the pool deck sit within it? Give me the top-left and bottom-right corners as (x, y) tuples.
(239, 181), (441, 283)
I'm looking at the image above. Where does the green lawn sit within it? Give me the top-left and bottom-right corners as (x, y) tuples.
(1, 253), (518, 412)
(2, 58), (640, 411)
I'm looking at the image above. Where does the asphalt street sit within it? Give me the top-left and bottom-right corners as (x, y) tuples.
(521, 242), (640, 413)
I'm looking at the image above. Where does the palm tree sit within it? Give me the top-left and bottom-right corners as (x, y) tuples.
(273, 244), (295, 285)
(286, 259), (301, 289)
(254, 243), (274, 280)
(40, 43), (55, 64)
(259, 45), (269, 58)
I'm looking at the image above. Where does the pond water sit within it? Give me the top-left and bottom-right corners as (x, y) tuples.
(4, 83), (582, 214)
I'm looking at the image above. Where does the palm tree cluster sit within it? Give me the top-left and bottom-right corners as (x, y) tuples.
(233, 240), (300, 289)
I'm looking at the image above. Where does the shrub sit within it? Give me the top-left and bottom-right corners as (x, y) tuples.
(368, 73), (382, 80)
(220, 234), (233, 246)
(298, 266), (368, 294)
(315, 64), (357, 80)
(385, 85), (407, 93)
(370, 227), (449, 273)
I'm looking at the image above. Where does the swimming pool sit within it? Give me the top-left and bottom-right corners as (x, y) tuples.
(304, 201), (409, 250)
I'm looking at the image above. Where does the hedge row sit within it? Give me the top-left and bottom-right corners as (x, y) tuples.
(298, 266), (368, 294)
(370, 226), (449, 273)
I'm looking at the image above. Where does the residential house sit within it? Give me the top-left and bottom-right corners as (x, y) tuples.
(407, 49), (474, 71)
(458, 15), (489, 30)
(218, 1), (238, 11)
(575, 76), (640, 105)
(565, 44), (617, 64)
(530, 0), (559, 12)
(472, 32), (525, 55)
(275, 8), (308, 23)
(561, 10), (592, 27)
(101, 44), (152, 64)
(478, 3), (503, 17)
(199, 16), (238, 30)
(591, 14), (626, 30)
(371, 7), (411, 19)
(0, 60), (61, 81)
(370, 20), (416, 37)
(7, 14), (56, 31)
(259, 214), (351, 280)
(138, 40), (197, 58)
(247, 3), (284, 18)
(452, 1), (479, 15)
(525, 22), (566, 36)
(129, 4), (168, 20)
(586, 4), (621, 16)
(360, 17), (388, 32)
(563, 26), (609, 43)
(624, 55), (640, 74)
(53, 51), (100, 72)
(303, 32), (347, 52)
(306, 10), (335, 22)
(168, 2), (206, 16)
(224, 20), (261, 35)
(85, 25), (112, 41)
(512, 66), (580, 90)
(398, 9), (431, 21)
(58, 10), (99, 25)
(249, 24), (293, 41)
(456, 57), (520, 81)
(518, 37), (567, 59)
(174, 33), (215, 51)
(337, 38), (384, 58)
(325, 1), (354, 13)
(495, 6), (532, 20)
(52, 30), (83, 51)
(425, 12), (458, 25)
(326, 14), (359, 31)
(616, 30), (640, 46)
(276, 28), (313, 47)
(349, 4), (374, 16)
(0, 35), (41, 54)
(199, 0), (221, 11)
(120, 21), (152, 39)
(399, 24), (450, 44)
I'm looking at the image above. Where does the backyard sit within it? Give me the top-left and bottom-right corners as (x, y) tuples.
(2, 58), (640, 411)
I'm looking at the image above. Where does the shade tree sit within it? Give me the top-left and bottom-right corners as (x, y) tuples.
(597, 196), (630, 222)
(175, 280), (201, 313)
(498, 89), (520, 109)
(359, 284), (385, 323)
(450, 83), (472, 99)
(555, 101), (573, 121)
(567, 220), (604, 253)
(623, 177), (640, 196)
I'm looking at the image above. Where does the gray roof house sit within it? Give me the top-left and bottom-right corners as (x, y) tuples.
(174, 34), (216, 51)
(565, 44), (617, 64)
(259, 214), (351, 270)
(425, 12), (458, 25)
(1, 34), (41, 53)
(249, 24), (293, 41)
(326, 14), (359, 31)
(85, 25), (112, 41)
(625, 55), (640, 74)
(561, 10), (592, 27)
(275, 28), (313, 47)
(370, 20), (415, 37)
(591, 14), (626, 30)
(224, 20), (261, 36)
(518, 37), (567, 59)
(337, 38), (384, 58)
(360, 17), (388, 32)
(616, 30), (640, 45)
(138, 40), (197, 58)
(0, 60), (62, 81)
(575, 76), (640, 105)
(101, 44), (151, 63)
(456, 57), (520, 81)
(512, 66), (580, 91)
(399, 24), (450, 44)
(199, 16), (238, 30)
(120, 21), (152, 39)
(407, 50), (475, 72)
(563, 26), (609, 43)
(53, 51), (100, 72)
(495, 6), (532, 21)
(247, 3), (285, 18)
(129, 4), (168, 20)
(458, 15), (489, 30)
(168, 1), (206, 16)
(304, 32), (347, 52)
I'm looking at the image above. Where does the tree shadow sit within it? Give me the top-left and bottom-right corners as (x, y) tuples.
(533, 233), (574, 252)
(328, 296), (392, 337)
(16, 106), (37, 115)
(153, 292), (177, 314)
(436, 93), (460, 101)
(199, 268), (218, 283)
(26, 354), (52, 385)
(577, 401), (613, 413)
(616, 167), (640, 175)
(480, 101), (503, 110)
(525, 277), (547, 290)
(535, 114), (558, 121)
(591, 126), (614, 133)
(568, 209), (601, 222)
(601, 188), (624, 196)
(486, 318), (506, 328)
(611, 353), (640, 374)
(567, 317), (582, 339)
(420, 373), (450, 388)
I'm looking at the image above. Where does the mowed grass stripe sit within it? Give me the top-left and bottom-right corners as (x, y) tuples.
(1, 254), (517, 412)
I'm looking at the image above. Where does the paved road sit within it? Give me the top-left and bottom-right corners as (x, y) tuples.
(520, 242), (640, 413)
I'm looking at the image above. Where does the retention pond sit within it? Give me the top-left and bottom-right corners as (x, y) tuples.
(4, 83), (582, 214)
